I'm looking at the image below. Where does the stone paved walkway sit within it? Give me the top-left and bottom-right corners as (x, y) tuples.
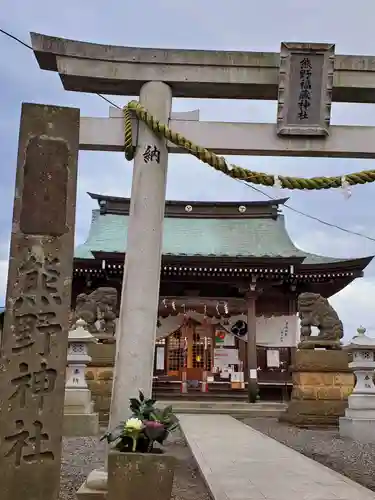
(178, 414), (375, 500)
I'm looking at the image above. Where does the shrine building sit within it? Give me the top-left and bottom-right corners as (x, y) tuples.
(73, 192), (372, 400)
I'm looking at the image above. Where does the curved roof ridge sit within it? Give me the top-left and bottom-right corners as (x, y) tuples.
(75, 209), (101, 259)
(274, 214), (306, 257)
(73, 208), (374, 269)
(87, 191), (289, 208)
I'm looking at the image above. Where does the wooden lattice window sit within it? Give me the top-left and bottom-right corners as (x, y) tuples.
(192, 333), (212, 370)
(168, 330), (186, 371)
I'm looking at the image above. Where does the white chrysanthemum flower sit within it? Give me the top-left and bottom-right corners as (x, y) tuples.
(125, 417), (143, 431)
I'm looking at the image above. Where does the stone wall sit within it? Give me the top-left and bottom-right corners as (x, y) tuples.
(292, 372), (354, 401)
(280, 350), (354, 427)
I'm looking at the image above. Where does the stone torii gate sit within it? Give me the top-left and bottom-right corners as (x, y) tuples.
(2, 33), (375, 500)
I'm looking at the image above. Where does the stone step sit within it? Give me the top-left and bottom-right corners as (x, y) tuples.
(154, 392), (249, 401)
(176, 408), (283, 417)
(158, 400), (286, 417)
(160, 400), (286, 409)
(97, 401), (286, 423)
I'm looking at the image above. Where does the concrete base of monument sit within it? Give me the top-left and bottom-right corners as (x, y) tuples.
(279, 349), (353, 428)
(280, 400), (348, 427)
(63, 412), (100, 436)
(77, 451), (176, 500)
(107, 451), (175, 500)
(65, 387), (94, 408)
(298, 339), (342, 350)
(339, 416), (375, 443)
(76, 469), (108, 500)
(63, 388), (100, 436)
(339, 393), (375, 443)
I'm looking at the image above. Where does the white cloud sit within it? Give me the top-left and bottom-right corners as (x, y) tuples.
(331, 279), (375, 338)
(292, 227), (375, 261)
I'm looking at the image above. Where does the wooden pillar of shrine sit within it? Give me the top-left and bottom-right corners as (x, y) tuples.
(238, 338), (248, 380)
(246, 292), (259, 403)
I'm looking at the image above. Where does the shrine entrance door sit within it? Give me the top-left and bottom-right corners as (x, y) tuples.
(167, 319), (213, 381)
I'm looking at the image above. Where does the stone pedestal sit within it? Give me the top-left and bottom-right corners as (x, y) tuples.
(86, 342), (116, 423)
(77, 451), (176, 500)
(63, 389), (100, 437)
(76, 469), (108, 500)
(108, 451), (175, 500)
(280, 349), (353, 427)
(63, 319), (99, 436)
(339, 327), (375, 443)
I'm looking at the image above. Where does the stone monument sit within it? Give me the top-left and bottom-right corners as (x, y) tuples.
(63, 319), (99, 437)
(0, 103), (79, 500)
(339, 326), (375, 443)
(280, 293), (353, 427)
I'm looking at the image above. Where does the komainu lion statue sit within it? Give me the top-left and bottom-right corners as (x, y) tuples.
(297, 292), (343, 349)
(73, 287), (118, 336)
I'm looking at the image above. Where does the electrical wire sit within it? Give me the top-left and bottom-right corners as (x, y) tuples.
(0, 28), (33, 50)
(95, 93), (121, 109)
(1, 27), (375, 244)
(0, 28), (122, 109)
(238, 180), (375, 243)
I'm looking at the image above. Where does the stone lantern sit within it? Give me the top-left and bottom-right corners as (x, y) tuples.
(339, 326), (375, 443)
(63, 319), (99, 436)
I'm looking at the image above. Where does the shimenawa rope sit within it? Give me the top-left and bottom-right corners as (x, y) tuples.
(123, 100), (375, 191)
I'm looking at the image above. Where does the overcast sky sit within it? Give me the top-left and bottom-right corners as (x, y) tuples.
(1, 0), (375, 339)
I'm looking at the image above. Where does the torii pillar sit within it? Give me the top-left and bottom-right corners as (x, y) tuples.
(109, 81), (172, 426)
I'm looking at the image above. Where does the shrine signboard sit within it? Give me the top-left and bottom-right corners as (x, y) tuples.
(0, 103), (79, 500)
(276, 42), (335, 136)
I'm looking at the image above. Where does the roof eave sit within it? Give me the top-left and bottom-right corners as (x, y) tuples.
(300, 256), (374, 271)
(89, 251), (305, 264)
(306, 276), (357, 298)
(87, 191), (290, 209)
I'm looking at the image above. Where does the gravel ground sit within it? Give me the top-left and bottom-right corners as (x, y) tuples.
(59, 429), (210, 500)
(242, 417), (375, 492)
(60, 418), (375, 498)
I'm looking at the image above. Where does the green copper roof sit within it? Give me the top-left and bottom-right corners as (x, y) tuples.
(74, 209), (344, 264)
